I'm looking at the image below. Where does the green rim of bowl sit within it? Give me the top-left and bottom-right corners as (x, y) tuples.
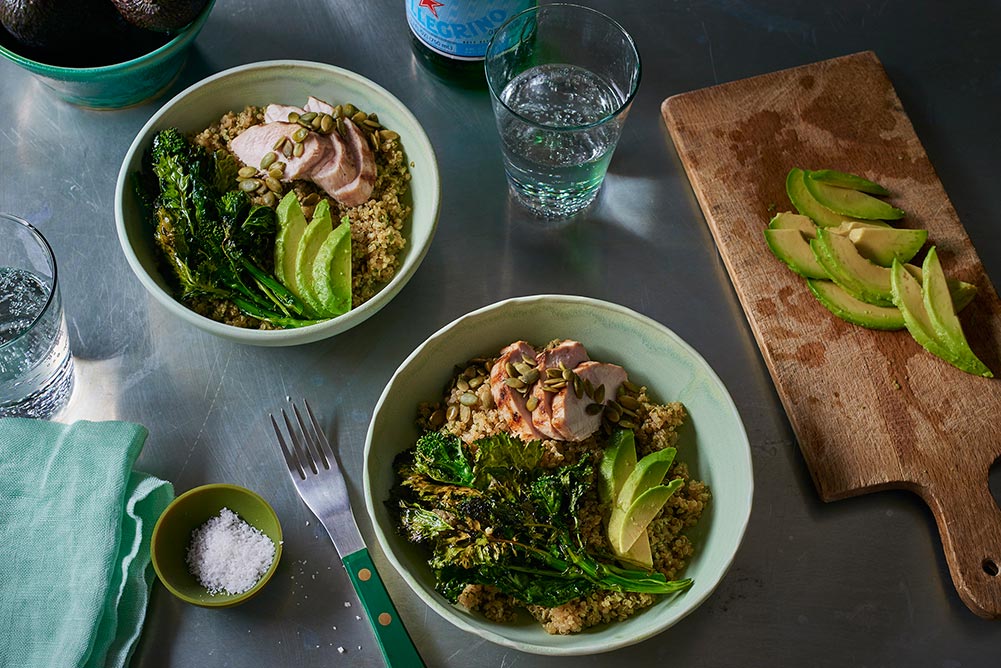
(114, 59), (440, 346)
(151, 483), (283, 608)
(0, 0), (215, 78)
(363, 294), (754, 655)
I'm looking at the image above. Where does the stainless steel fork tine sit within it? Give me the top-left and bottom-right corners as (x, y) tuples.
(292, 401), (328, 471)
(282, 407), (317, 475)
(270, 413), (305, 480)
(304, 399), (334, 469)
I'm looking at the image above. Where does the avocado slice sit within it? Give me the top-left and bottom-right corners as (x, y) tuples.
(808, 169), (890, 196)
(811, 228), (895, 306)
(599, 429), (638, 505)
(765, 229), (828, 279)
(846, 227), (928, 267)
(807, 279), (904, 330)
(890, 259), (957, 363)
(275, 192), (309, 291)
(613, 480), (684, 554)
(607, 447), (677, 555)
(618, 529), (654, 570)
(310, 216), (352, 317)
(904, 264), (978, 312)
(294, 200), (334, 314)
(768, 211), (818, 238)
(921, 248), (992, 377)
(804, 175), (905, 220)
(787, 168), (858, 228)
(829, 220), (893, 233)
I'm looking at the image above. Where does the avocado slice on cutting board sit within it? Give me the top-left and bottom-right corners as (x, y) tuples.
(808, 169), (890, 196)
(769, 211), (818, 237)
(807, 279), (905, 330)
(294, 200), (334, 314)
(765, 229), (828, 279)
(811, 228), (900, 306)
(829, 220), (892, 233)
(310, 216), (352, 317)
(891, 259), (959, 364)
(613, 480), (684, 555)
(847, 227), (927, 267)
(804, 175), (905, 220)
(786, 168), (874, 228)
(275, 192), (309, 291)
(921, 247), (992, 377)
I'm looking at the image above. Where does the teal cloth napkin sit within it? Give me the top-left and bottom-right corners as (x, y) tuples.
(0, 419), (174, 668)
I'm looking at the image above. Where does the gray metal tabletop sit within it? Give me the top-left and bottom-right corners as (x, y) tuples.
(3, 1), (1000, 666)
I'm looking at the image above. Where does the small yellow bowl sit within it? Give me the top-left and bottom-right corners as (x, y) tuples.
(151, 483), (283, 607)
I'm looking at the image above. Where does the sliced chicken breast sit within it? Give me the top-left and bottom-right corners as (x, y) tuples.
(330, 119), (377, 207)
(311, 131), (358, 197)
(264, 103), (304, 124)
(551, 361), (627, 442)
(531, 340), (590, 440)
(490, 341), (547, 442)
(230, 122), (327, 181)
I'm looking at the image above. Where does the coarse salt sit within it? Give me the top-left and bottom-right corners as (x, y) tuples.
(186, 507), (276, 595)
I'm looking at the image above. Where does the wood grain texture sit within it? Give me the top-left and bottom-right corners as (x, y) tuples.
(662, 51), (1001, 618)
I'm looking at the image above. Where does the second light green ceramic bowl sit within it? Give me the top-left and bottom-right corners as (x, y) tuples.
(364, 295), (754, 655)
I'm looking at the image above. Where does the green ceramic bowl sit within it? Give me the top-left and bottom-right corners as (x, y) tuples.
(151, 483), (282, 608)
(363, 295), (754, 655)
(0, 0), (215, 109)
(115, 60), (440, 346)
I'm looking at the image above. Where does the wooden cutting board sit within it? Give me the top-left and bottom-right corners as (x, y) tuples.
(662, 51), (1001, 618)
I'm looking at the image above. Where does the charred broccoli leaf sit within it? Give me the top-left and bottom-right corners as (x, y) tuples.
(140, 127), (319, 328)
(392, 431), (693, 609)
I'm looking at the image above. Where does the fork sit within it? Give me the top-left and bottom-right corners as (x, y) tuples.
(270, 400), (425, 668)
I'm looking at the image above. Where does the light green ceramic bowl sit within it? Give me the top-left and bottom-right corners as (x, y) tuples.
(0, 0), (215, 109)
(115, 60), (440, 346)
(364, 295), (753, 655)
(151, 483), (283, 608)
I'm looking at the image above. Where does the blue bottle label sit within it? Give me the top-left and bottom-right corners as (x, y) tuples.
(406, 0), (534, 61)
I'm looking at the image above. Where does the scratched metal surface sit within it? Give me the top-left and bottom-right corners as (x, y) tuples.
(1, 1), (1000, 666)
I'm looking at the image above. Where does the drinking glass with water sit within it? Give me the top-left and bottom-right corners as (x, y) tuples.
(0, 213), (73, 418)
(485, 4), (640, 218)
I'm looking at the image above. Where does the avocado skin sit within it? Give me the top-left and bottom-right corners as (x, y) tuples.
(110, 0), (207, 32)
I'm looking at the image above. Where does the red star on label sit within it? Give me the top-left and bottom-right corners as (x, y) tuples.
(419, 0), (444, 18)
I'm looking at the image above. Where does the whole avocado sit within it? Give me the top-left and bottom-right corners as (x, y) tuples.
(109, 0), (208, 32)
(0, 0), (115, 49)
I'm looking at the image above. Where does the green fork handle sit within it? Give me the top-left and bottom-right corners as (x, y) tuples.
(343, 548), (426, 668)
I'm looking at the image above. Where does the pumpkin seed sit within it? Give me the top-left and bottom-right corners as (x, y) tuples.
(302, 193), (321, 206)
(583, 378), (594, 398)
(259, 152), (278, 170)
(594, 384), (605, 404)
(429, 409), (445, 429)
(299, 111), (317, 123)
(281, 140), (293, 157)
(368, 113), (379, 123)
(504, 377), (525, 390)
(256, 183), (269, 195)
(456, 378), (469, 392)
(272, 136), (287, 151)
(606, 400), (622, 414)
(514, 362), (532, 376)
(261, 192), (277, 207)
(460, 405), (471, 422)
(562, 368), (574, 382)
(505, 362), (518, 378)
(521, 368), (539, 384)
(623, 380), (642, 394)
(573, 377), (583, 399)
(585, 403), (603, 416)
(379, 129), (400, 142)
(320, 114), (334, 133)
(292, 127), (309, 142)
(525, 395), (539, 412)
(311, 115), (323, 129)
(287, 111), (300, 123)
(620, 406), (638, 419)
(351, 111), (367, 124)
(370, 132), (380, 151)
(546, 368), (563, 380)
(331, 104), (343, 119)
(238, 166), (257, 178)
(293, 142), (304, 157)
(541, 385), (560, 393)
(446, 405), (459, 421)
(265, 177), (282, 193)
(468, 376), (484, 389)
(362, 118), (381, 129)
(605, 407), (621, 423)
(618, 419), (638, 430)
(462, 366), (477, 379)
(342, 103), (357, 117)
(239, 178), (262, 192)
(459, 392), (478, 406)
(618, 395), (640, 411)
(336, 117), (346, 136)
(268, 165), (284, 180)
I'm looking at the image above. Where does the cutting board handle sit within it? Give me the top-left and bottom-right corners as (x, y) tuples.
(922, 468), (1001, 618)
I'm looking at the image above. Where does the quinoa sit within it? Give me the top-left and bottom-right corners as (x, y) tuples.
(413, 343), (711, 635)
(187, 104), (411, 328)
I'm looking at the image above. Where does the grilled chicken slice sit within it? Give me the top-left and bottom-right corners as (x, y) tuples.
(229, 122), (327, 181)
(490, 341), (548, 442)
(330, 119), (377, 207)
(531, 340), (590, 440)
(551, 361), (627, 441)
